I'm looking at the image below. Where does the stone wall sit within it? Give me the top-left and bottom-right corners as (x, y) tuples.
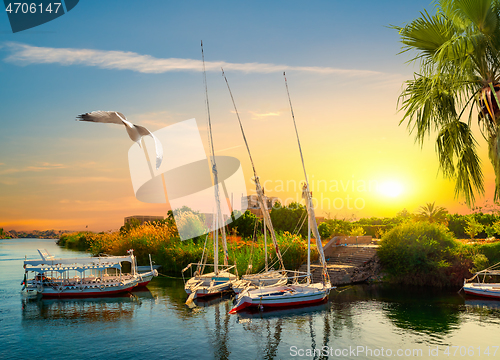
(323, 236), (372, 257)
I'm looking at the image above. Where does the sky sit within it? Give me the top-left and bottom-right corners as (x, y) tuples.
(0, 0), (496, 232)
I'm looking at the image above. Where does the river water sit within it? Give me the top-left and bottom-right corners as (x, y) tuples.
(1, 238), (500, 360)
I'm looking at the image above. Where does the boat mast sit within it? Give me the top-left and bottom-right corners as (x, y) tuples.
(307, 209), (311, 282)
(201, 41), (228, 275)
(283, 72), (330, 284)
(214, 212), (218, 275)
(221, 68), (285, 271)
(264, 215), (268, 272)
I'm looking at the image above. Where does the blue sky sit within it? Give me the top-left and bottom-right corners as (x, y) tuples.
(4, 0), (482, 231)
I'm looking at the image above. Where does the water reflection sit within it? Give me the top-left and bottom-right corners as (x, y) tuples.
(6, 239), (500, 360)
(464, 298), (500, 324)
(22, 289), (153, 323)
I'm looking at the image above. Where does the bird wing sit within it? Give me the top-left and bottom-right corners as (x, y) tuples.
(135, 124), (164, 170)
(76, 111), (126, 124)
(77, 110), (163, 170)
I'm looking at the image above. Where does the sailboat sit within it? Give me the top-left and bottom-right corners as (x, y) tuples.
(228, 73), (333, 314)
(183, 43), (238, 304)
(221, 69), (288, 294)
(463, 262), (500, 299)
(183, 214), (237, 302)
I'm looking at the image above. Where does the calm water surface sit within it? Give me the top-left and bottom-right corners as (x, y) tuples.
(1, 238), (500, 360)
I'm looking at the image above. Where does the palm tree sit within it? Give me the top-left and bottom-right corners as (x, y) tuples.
(395, 0), (500, 206)
(416, 202), (449, 224)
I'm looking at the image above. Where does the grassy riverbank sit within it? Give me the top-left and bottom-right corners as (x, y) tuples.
(58, 222), (318, 276)
(378, 221), (500, 287)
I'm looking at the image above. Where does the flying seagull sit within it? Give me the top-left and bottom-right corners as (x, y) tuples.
(76, 111), (163, 169)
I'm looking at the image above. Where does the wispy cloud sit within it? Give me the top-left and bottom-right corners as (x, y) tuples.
(131, 110), (179, 129)
(248, 111), (281, 119)
(0, 162), (65, 175)
(215, 145), (243, 154)
(2, 42), (383, 77)
(52, 176), (127, 185)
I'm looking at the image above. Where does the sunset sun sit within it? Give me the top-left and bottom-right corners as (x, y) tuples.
(378, 180), (404, 198)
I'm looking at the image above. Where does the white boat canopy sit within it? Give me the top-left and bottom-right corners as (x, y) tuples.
(25, 263), (122, 274)
(24, 255), (134, 268)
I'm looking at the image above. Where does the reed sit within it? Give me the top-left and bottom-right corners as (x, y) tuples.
(59, 223), (313, 276)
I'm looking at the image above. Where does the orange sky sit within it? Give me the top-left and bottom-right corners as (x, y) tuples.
(0, 1), (496, 232)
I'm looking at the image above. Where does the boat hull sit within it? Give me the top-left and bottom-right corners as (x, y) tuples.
(28, 283), (138, 298)
(463, 283), (500, 299)
(136, 270), (158, 287)
(229, 283), (331, 314)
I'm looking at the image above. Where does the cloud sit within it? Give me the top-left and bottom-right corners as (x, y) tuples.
(249, 111), (281, 119)
(215, 145), (243, 154)
(0, 162), (65, 175)
(51, 176), (127, 185)
(2, 42), (383, 77)
(131, 110), (178, 129)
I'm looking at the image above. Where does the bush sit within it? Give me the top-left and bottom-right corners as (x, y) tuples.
(58, 221), (314, 276)
(227, 210), (260, 238)
(378, 221), (470, 287)
(465, 217), (484, 239)
(471, 253), (489, 273)
(57, 232), (92, 251)
(270, 202), (308, 238)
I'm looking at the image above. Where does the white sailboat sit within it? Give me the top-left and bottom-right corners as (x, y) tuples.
(221, 69), (288, 294)
(229, 73), (333, 314)
(183, 43), (238, 304)
(183, 213), (237, 302)
(463, 262), (500, 299)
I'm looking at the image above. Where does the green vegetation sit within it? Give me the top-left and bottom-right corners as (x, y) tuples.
(227, 210), (260, 239)
(57, 232), (92, 251)
(416, 202), (448, 224)
(270, 202), (308, 238)
(55, 199), (500, 285)
(0, 228), (11, 239)
(378, 221), (471, 287)
(58, 222), (316, 277)
(395, 0), (500, 206)
(465, 217), (484, 239)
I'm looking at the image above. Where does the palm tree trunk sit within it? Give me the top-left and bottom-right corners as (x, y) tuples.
(488, 130), (500, 201)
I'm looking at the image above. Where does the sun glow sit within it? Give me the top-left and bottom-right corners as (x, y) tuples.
(378, 181), (404, 198)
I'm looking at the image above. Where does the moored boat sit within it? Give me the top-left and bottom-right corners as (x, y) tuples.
(22, 249), (157, 298)
(183, 44), (239, 305)
(229, 73), (334, 313)
(229, 272), (331, 313)
(232, 270), (288, 294)
(184, 263), (238, 298)
(463, 263), (500, 299)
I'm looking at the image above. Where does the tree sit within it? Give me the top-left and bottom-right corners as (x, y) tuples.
(227, 210), (260, 238)
(270, 202), (308, 238)
(416, 202), (449, 224)
(349, 226), (366, 236)
(465, 216), (484, 239)
(395, 0), (500, 206)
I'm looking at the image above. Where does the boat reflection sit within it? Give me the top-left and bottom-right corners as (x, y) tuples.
(235, 299), (329, 320)
(22, 289), (154, 323)
(464, 298), (500, 323)
(193, 293), (233, 308)
(236, 300), (334, 360)
(465, 298), (500, 310)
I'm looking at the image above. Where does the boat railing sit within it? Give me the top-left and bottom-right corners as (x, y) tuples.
(182, 263), (237, 279)
(282, 270), (313, 284)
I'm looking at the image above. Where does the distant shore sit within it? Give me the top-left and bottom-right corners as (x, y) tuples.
(1, 229), (72, 239)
